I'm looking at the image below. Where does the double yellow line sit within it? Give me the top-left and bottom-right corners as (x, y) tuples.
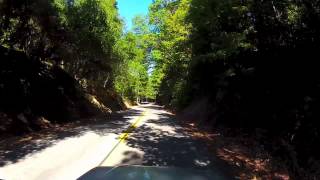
(98, 110), (147, 166)
(118, 111), (147, 142)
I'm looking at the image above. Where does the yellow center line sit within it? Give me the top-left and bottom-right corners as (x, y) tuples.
(98, 109), (147, 166)
(118, 110), (147, 141)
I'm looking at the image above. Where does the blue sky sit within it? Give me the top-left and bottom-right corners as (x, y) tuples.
(117, 0), (153, 31)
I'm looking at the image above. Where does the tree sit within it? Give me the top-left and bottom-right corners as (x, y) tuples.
(147, 0), (192, 106)
(146, 0), (320, 177)
(114, 28), (149, 102)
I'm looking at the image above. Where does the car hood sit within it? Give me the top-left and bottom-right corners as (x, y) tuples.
(78, 165), (228, 180)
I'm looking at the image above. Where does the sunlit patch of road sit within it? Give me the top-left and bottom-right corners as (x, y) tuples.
(0, 106), (144, 180)
(1, 132), (119, 180)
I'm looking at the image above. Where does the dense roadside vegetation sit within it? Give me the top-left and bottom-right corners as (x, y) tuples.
(0, 0), (148, 133)
(145, 0), (320, 179)
(1, 0), (320, 179)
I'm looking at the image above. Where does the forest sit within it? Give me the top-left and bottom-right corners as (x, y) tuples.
(1, 0), (320, 179)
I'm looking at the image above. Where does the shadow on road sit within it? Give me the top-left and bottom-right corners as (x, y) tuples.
(121, 105), (234, 178)
(0, 108), (143, 167)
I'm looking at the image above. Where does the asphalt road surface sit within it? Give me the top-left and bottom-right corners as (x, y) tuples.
(0, 104), (233, 180)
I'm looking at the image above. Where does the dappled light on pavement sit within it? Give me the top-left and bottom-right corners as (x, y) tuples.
(100, 104), (233, 179)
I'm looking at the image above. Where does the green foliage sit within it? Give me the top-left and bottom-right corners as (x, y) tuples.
(132, 15), (149, 35)
(51, 0), (123, 89)
(147, 0), (192, 106)
(114, 30), (149, 102)
(0, 0), (123, 92)
(147, 0), (320, 177)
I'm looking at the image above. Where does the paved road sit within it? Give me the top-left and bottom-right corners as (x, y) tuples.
(0, 104), (233, 180)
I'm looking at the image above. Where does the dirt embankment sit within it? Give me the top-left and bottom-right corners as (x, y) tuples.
(0, 46), (125, 136)
(178, 98), (319, 179)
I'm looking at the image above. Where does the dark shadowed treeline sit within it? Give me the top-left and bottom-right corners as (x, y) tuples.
(0, 45), (105, 134)
(186, 1), (320, 178)
(147, 0), (320, 178)
(0, 0), (127, 134)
